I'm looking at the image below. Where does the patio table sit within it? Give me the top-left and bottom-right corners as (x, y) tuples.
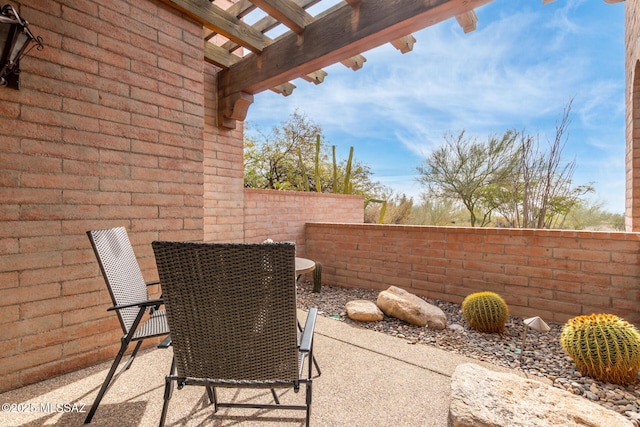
(295, 257), (315, 280)
(295, 257), (315, 285)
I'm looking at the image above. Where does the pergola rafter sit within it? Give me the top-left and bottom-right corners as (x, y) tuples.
(162, 0), (495, 128)
(160, 0), (624, 128)
(250, 0), (315, 33)
(158, 0), (269, 53)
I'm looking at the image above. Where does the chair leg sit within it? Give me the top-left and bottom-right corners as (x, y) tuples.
(123, 340), (143, 371)
(159, 366), (174, 427)
(270, 388), (280, 404)
(211, 387), (218, 413)
(84, 340), (129, 423)
(305, 382), (312, 427)
(312, 356), (321, 377)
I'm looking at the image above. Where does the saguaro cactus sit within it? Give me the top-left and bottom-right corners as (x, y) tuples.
(314, 135), (321, 192)
(343, 146), (353, 194)
(312, 262), (322, 293)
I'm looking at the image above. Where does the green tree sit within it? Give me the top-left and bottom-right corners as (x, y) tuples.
(488, 102), (594, 229)
(244, 111), (381, 198)
(409, 198), (467, 226)
(609, 213), (625, 231)
(416, 130), (519, 226)
(562, 199), (624, 231)
(244, 111), (321, 190)
(416, 102), (594, 229)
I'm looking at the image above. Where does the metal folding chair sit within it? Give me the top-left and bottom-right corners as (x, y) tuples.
(84, 227), (169, 423)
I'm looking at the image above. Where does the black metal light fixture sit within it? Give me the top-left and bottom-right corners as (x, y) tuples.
(0, 4), (43, 89)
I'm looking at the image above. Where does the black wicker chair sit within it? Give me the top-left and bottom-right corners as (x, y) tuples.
(84, 227), (169, 424)
(152, 241), (317, 427)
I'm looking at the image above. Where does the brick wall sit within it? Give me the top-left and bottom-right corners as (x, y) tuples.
(244, 189), (364, 256)
(203, 63), (246, 243)
(306, 223), (640, 324)
(0, 0), (206, 393)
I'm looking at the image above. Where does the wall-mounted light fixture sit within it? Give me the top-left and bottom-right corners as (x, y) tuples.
(0, 4), (43, 89)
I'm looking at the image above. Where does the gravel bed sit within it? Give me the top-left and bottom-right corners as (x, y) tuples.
(296, 282), (640, 424)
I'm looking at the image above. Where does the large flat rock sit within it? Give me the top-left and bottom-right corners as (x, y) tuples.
(376, 286), (446, 329)
(449, 363), (634, 427)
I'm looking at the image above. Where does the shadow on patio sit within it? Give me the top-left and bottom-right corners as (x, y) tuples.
(0, 310), (510, 427)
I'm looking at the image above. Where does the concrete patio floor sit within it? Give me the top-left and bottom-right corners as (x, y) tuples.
(0, 310), (516, 426)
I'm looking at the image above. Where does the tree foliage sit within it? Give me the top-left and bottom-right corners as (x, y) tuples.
(364, 187), (413, 224)
(489, 103), (594, 228)
(409, 199), (467, 226)
(416, 130), (518, 226)
(244, 111), (320, 191)
(244, 111), (381, 198)
(416, 102), (594, 229)
(563, 199), (624, 231)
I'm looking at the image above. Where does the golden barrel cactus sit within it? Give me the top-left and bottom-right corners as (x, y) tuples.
(560, 313), (640, 384)
(461, 291), (509, 333)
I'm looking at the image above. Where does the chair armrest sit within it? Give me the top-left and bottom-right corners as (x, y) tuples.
(145, 281), (163, 309)
(107, 298), (164, 312)
(158, 335), (172, 348)
(299, 307), (317, 353)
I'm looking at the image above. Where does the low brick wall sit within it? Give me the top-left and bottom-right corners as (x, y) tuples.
(306, 223), (640, 324)
(244, 189), (364, 256)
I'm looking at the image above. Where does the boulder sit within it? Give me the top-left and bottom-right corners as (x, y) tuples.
(376, 286), (446, 329)
(345, 300), (384, 322)
(449, 363), (634, 427)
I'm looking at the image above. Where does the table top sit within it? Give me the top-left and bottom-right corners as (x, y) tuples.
(295, 257), (315, 275)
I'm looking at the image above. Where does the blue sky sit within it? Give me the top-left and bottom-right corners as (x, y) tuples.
(244, 0), (626, 213)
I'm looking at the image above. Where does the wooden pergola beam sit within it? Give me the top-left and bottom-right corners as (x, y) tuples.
(216, 0), (332, 96)
(204, 41), (241, 68)
(341, 55), (367, 71)
(221, 0), (321, 52)
(270, 82), (296, 96)
(456, 10), (478, 33)
(225, 0), (257, 18)
(391, 35), (416, 54)
(157, 0), (269, 53)
(249, 0), (315, 33)
(218, 0), (494, 97)
(301, 70), (327, 84)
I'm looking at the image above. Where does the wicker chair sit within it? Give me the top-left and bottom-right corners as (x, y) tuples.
(152, 241), (318, 427)
(84, 227), (169, 424)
